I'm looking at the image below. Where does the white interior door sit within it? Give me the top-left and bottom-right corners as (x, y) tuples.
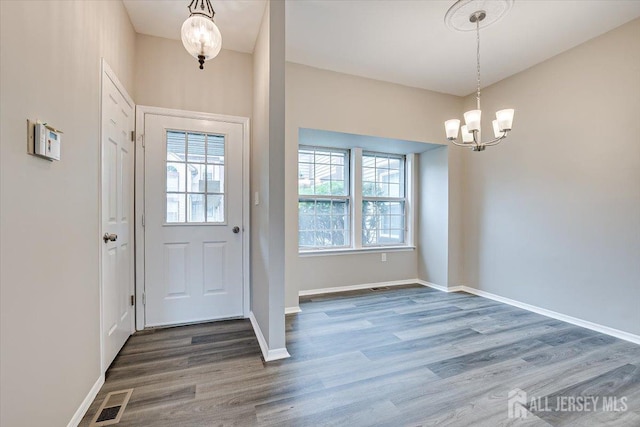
(101, 62), (135, 371)
(143, 114), (244, 327)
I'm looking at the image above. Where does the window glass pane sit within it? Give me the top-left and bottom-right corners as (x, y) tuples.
(187, 133), (206, 163)
(207, 135), (225, 164)
(298, 147), (348, 197)
(362, 201), (405, 246)
(298, 199), (350, 249)
(206, 195), (224, 222)
(167, 131), (186, 161)
(167, 193), (185, 223)
(187, 194), (205, 222)
(206, 165), (224, 193)
(362, 153), (405, 198)
(166, 162), (185, 192)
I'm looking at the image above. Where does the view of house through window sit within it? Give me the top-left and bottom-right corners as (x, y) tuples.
(298, 145), (407, 251)
(166, 131), (225, 223)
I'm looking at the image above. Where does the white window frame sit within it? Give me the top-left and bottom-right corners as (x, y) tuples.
(298, 146), (415, 255)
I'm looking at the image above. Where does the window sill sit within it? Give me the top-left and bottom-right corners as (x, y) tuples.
(299, 246), (416, 257)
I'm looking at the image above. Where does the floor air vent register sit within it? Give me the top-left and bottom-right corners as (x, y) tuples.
(89, 389), (133, 426)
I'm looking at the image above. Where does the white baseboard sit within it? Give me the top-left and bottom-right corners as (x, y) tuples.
(249, 311), (291, 362)
(285, 306), (302, 314)
(67, 374), (104, 427)
(415, 280), (463, 293)
(457, 286), (640, 345)
(298, 279), (419, 297)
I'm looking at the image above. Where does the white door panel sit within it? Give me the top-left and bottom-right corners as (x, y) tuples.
(101, 65), (135, 371)
(144, 114), (244, 327)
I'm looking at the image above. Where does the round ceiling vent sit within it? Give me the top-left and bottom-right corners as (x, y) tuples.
(445, 0), (514, 32)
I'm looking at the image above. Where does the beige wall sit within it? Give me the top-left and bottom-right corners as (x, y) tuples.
(251, 0), (287, 351)
(0, 1), (136, 426)
(135, 34), (253, 117)
(462, 18), (640, 335)
(284, 63), (462, 308)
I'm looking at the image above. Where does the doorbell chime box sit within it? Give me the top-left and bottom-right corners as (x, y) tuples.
(33, 122), (62, 161)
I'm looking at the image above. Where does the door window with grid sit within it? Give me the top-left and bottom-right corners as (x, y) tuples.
(298, 147), (350, 249)
(166, 131), (225, 223)
(362, 152), (406, 246)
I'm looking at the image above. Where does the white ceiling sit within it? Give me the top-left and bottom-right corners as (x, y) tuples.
(123, 0), (267, 54)
(123, 0), (640, 96)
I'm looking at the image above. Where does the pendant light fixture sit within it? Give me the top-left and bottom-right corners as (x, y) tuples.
(181, 0), (222, 70)
(444, 0), (515, 152)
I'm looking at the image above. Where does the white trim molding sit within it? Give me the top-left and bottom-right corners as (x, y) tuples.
(249, 312), (291, 362)
(298, 279), (419, 297)
(458, 286), (640, 346)
(415, 280), (463, 293)
(67, 374), (105, 427)
(285, 306), (302, 314)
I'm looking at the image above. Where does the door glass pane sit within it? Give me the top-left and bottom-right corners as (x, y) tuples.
(166, 193), (185, 223)
(207, 135), (225, 164)
(166, 162), (185, 192)
(187, 194), (205, 222)
(206, 164), (224, 193)
(207, 195), (224, 223)
(187, 133), (206, 163)
(187, 164), (206, 193)
(167, 131), (186, 161)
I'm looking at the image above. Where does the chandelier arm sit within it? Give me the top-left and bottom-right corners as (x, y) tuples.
(482, 133), (509, 146)
(476, 14), (481, 110)
(449, 139), (475, 148)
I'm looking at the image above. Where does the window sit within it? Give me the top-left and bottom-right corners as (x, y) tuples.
(298, 147), (350, 249)
(166, 131), (225, 223)
(362, 152), (406, 246)
(298, 146), (410, 251)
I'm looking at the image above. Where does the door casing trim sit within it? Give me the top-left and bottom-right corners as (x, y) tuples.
(134, 106), (251, 330)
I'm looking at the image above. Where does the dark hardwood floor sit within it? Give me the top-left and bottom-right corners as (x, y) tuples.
(80, 285), (640, 426)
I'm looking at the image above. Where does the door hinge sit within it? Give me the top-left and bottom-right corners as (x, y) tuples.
(130, 294), (135, 306)
(141, 134), (145, 148)
(141, 214), (145, 227)
(130, 130), (135, 142)
(142, 293), (146, 305)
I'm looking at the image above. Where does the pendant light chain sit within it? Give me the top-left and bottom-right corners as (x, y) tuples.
(476, 16), (481, 110)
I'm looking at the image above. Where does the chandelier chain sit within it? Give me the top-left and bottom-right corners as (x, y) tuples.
(476, 16), (481, 110)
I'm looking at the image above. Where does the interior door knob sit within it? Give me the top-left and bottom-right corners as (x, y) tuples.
(232, 226), (240, 234)
(103, 233), (118, 243)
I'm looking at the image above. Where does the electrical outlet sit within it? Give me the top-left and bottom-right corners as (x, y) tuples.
(381, 253), (387, 262)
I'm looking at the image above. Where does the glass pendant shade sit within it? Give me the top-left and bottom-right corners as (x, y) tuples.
(445, 119), (460, 139)
(461, 125), (474, 143)
(464, 110), (482, 131)
(492, 120), (502, 138)
(181, 15), (222, 65)
(496, 109), (514, 131)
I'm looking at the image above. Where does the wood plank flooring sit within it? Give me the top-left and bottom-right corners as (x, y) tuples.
(80, 285), (640, 426)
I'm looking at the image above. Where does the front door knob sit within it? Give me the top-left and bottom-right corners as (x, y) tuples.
(103, 233), (118, 243)
(232, 226), (240, 234)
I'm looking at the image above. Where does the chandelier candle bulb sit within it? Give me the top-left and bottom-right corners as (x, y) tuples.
(496, 109), (515, 131)
(464, 110), (482, 131)
(461, 125), (474, 143)
(445, 119), (461, 140)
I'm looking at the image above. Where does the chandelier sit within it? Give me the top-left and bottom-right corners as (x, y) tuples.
(444, 0), (515, 152)
(181, 0), (222, 70)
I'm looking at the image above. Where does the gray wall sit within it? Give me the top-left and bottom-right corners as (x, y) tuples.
(417, 147), (449, 287)
(462, 18), (640, 335)
(251, 0), (287, 350)
(135, 34), (253, 117)
(0, 1), (136, 425)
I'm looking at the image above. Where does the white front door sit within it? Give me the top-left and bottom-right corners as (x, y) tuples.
(101, 62), (135, 371)
(143, 114), (245, 327)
